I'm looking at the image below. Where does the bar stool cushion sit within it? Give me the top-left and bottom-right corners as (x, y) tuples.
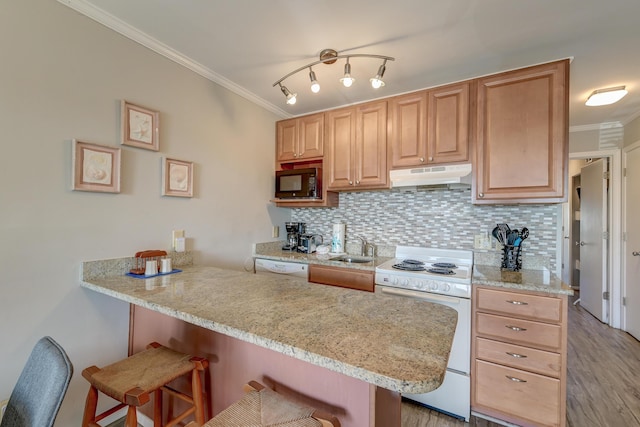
(84, 345), (196, 404)
(203, 387), (322, 427)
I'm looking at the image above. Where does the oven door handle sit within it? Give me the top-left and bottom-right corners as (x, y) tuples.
(378, 286), (461, 305)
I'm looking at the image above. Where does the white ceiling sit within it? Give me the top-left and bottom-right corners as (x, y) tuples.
(60, 0), (640, 130)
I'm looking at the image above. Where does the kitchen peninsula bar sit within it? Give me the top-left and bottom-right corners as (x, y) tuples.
(81, 261), (457, 427)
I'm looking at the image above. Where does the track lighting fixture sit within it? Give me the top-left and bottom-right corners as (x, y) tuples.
(273, 48), (394, 105)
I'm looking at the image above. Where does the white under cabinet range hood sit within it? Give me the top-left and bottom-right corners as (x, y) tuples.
(390, 163), (472, 188)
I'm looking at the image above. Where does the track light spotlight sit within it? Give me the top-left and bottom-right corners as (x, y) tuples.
(370, 60), (387, 89)
(279, 83), (297, 105)
(340, 59), (355, 88)
(309, 68), (320, 93)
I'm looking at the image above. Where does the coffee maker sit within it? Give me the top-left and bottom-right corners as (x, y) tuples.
(283, 222), (306, 251)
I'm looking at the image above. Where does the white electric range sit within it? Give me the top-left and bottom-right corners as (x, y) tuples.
(375, 246), (473, 422)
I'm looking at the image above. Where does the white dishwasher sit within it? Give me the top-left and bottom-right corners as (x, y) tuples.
(254, 258), (308, 280)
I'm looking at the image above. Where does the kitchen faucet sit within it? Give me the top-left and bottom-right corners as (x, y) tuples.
(354, 235), (367, 256)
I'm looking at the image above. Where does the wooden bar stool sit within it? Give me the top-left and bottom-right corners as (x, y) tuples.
(186, 380), (339, 427)
(81, 342), (208, 427)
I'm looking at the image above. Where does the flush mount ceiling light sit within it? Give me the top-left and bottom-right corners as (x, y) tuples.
(585, 86), (628, 106)
(273, 48), (394, 105)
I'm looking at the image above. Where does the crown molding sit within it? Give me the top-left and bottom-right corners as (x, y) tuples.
(56, 0), (289, 118)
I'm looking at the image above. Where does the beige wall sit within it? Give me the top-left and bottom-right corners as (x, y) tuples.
(624, 115), (640, 146)
(0, 1), (288, 424)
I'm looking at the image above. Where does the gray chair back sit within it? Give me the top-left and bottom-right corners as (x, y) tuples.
(0, 336), (73, 427)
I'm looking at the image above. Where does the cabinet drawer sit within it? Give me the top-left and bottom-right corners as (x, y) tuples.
(476, 337), (561, 378)
(476, 287), (562, 322)
(474, 360), (561, 427)
(476, 312), (562, 351)
(309, 264), (374, 292)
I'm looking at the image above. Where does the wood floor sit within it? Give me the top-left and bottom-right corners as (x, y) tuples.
(401, 293), (640, 427)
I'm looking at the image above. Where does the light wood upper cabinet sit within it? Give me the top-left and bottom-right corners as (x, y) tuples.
(276, 113), (324, 162)
(473, 59), (569, 204)
(389, 82), (470, 168)
(326, 101), (388, 191)
(428, 82), (470, 164)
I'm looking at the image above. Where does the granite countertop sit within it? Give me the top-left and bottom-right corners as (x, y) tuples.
(80, 264), (457, 394)
(473, 265), (573, 295)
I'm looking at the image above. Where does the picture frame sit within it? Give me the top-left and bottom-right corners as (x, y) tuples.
(162, 157), (193, 198)
(121, 100), (160, 151)
(72, 139), (121, 193)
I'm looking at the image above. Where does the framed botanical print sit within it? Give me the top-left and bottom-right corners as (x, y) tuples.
(72, 139), (121, 193)
(121, 100), (160, 151)
(162, 157), (193, 198)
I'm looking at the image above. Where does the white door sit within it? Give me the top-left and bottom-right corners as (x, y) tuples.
(624, 145), (640, 340)
(579, 159), (608, 323)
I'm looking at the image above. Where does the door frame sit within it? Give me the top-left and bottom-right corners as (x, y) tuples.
(563, 149), (621, 328)
(621, 139), (640, 332)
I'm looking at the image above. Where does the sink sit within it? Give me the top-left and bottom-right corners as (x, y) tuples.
(329, 255), (374, 264)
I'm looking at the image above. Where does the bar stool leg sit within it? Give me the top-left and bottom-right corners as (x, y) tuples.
(82, 386), (98, 427)
(192, 367), (204, 425)
(125, 405), (137, 427)
(154, 387), (163, 427)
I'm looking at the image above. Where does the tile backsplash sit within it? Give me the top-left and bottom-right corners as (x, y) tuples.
(292, 187), (560, 271)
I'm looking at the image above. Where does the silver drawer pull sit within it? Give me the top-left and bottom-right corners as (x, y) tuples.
(506, 300), (528, 305)
(505, 325), (527, 332)
(506, 352), (528, 358)
(506, 375), (527, 383)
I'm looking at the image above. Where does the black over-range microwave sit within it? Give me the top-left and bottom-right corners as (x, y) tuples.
(275, 168), (322, 199)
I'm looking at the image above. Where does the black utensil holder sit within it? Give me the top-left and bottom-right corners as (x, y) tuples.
(501, 245), (522, 271)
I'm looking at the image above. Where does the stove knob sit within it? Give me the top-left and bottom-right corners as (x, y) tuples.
(392, 277), (399, 285)
(401, 278), (409, 286)
(429, 282), (438, 291)
(442, 283), (451, 292)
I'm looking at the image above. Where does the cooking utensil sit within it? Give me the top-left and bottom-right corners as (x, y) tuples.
(491, 226), (502, 244)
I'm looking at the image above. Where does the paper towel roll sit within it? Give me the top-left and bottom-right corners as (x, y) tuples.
(331, 223), (346, 253)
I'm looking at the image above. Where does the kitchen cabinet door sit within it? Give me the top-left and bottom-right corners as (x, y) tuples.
(427, 82), (470, 164)
(356, 100), (388, 188)
(389, 82), (470, 169)
(326, 101), (388, 190)
(326, 107), (356, 189)
(389, 91), (427, 168)
(276, 113), (324, 162)
(473, 59), (569, 204)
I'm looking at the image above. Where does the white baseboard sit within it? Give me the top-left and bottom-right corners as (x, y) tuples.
(101, 407), (153, 427)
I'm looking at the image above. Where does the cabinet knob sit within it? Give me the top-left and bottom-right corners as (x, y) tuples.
(349, 181), (353, 185)
(355, 180), (360, 185)
(505, 325), (527, 332)
(478, 193), (484, 198)
(293, 153), (297, 157)
(419, 157), (424, 163)
(506, 375), (527, 383)
(633, 251), (640, 256)
(506, 300), (528, 305)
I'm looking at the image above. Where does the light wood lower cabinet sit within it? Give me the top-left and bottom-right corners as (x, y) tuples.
(472, 285), (568, 427)
(308, 264), (374, 292)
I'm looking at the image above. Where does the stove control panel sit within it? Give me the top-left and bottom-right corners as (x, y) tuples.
(374, 272), (471, 298)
